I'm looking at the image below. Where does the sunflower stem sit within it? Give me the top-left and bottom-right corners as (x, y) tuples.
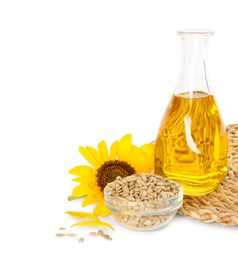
(68, 195), (85, 201)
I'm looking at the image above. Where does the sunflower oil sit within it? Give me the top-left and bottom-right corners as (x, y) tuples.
(154, 91), (228, 196)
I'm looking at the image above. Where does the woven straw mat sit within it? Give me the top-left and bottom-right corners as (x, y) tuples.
(178, 124), (238, 226)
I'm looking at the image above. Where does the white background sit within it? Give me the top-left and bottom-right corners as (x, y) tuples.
(0, 1), (237, 259)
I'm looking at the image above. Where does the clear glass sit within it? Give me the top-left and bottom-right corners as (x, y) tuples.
(154, 29), (228, 196)
(174, 29), (214, 96)
(104, 186), (183, 231)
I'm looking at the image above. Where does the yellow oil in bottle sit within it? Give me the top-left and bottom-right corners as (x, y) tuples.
(154, 91), (228, 196)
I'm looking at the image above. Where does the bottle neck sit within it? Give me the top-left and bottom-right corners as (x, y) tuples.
(174, 30), (213, 97)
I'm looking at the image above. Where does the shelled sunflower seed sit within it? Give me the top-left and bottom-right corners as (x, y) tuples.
(59, 227), (66, 230)
(89, 232), (99, 237)
(78, 238), (84, 243)
(66, 233), (77, 237)
(97, 229), (113, 241)
(105, 174), (180, 202)
(56, 233), (66, 237)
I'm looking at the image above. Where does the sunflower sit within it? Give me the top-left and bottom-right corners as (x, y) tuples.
(69, 134), (154, 217)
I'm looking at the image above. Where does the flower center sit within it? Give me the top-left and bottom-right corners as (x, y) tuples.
(96, 160), (136, 192)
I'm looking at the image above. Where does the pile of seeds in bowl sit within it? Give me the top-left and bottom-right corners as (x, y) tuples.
(105, 173), (181, 203)
(104, 173), (182, 229)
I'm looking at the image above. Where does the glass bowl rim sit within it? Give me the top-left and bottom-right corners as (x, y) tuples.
(177, 29), (214, 36)
(104, 185), (183, 206)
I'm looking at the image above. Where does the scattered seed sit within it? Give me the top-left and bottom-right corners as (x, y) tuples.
(98, 229), (104, 236)
(78, 237), (84, 243)
(66, 233), (77, 237)
(59, 227), (66, 230)
(89, 232), (99, 236)
(102, 235), (112, 241)
(56, 233), (65, 237)
(101, 234), (110, 238)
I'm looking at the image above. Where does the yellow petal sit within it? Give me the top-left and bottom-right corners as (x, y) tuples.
(132, 154), (154, 173)
(88, 182), (101, 193)
(79, 146), (101, 169)
(127, 143), (154, 167)
(72, 183), (97, 197)
(127, 143), (154, 173)
(65, 211), (99, 221)
(82, 192), (103, 207)
(101, 198), (111, 217)
(72, 175), (96, 183)
(109, 140), (119, 160)
(93, 198), (104, 216)
(127, 145), (139, 164)
(129, 149), (148, 172)
(98, 141), (110, 162)
(93, 192), (104, 201)
(71, 221), (114, 230)
(86, 146), (104, 165)
(140, 143), (154, 155)
(69, 165), (96, 176)
(82, 195), (95, 207)
(138, 153), (154, 173)
(118, 134), (132, 161)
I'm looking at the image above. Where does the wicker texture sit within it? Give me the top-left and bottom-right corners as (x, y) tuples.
(178, 124), (238, 226)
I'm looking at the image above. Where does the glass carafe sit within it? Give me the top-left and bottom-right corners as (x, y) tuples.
(154, 29), (228, 196)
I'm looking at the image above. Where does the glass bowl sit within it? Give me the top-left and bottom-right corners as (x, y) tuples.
(104, 175), (183, 231)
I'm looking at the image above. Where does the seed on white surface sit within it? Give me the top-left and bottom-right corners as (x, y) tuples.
(56, 233), (65, 237)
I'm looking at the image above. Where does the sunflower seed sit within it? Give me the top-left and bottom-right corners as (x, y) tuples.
(98, 229), (104, 236)
(66, 233), (77, 237)
(140, 190), (147, 197)
(78, 238), (84, 243)
(59, 227), (65, 230)
(102, 234), (112, 241)
(126, 176), (137, 182)
(123, 185), (129, 193)
(141, 174), (147, 182)
(56, 233), (65, 237)
(89, 232), (99, 236)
